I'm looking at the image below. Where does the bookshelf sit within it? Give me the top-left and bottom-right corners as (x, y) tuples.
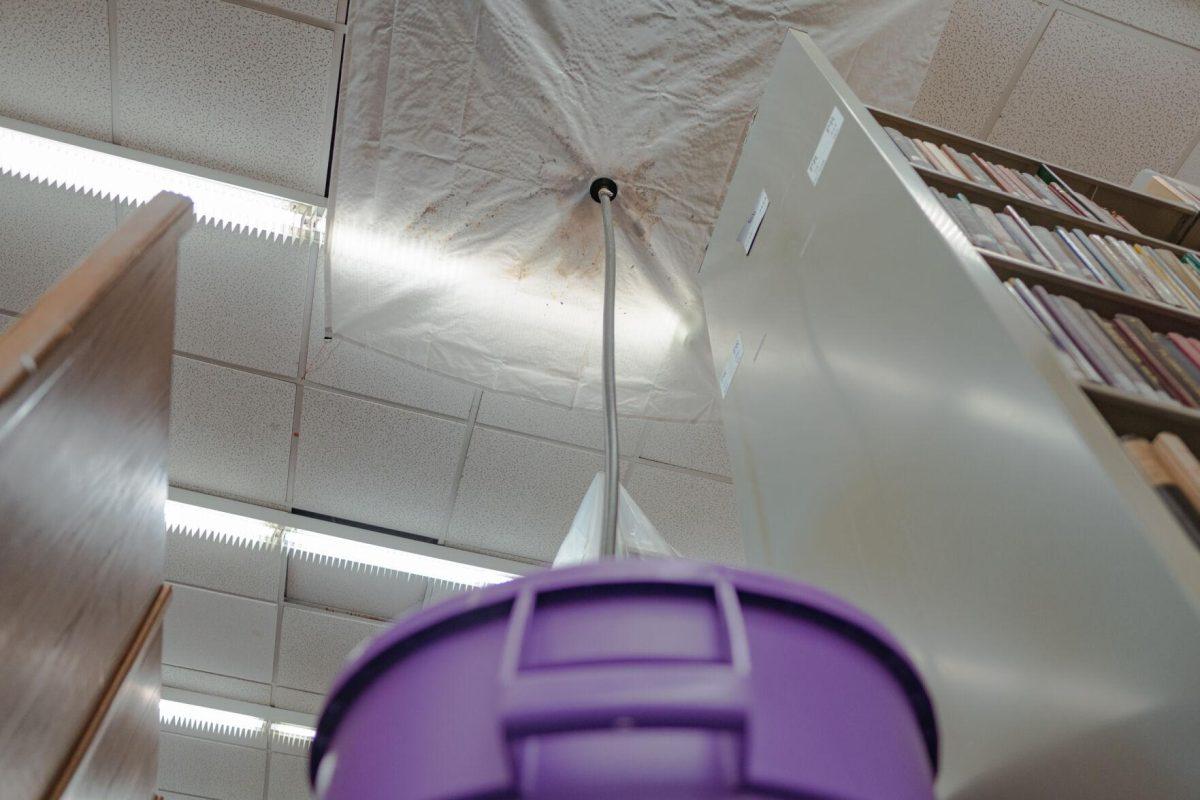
(872, 106), (1197, 243)
(700, 30), (1200, 797)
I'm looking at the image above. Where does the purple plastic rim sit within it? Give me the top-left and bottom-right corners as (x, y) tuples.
(309, 558), (939, 785)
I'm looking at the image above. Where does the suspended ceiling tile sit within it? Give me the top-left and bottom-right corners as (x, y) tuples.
(114, 0), (334, 194)
(166, 527), (282, 601)
(159, 732), (267, 800)
(0, 313), (16, 332)
(163, 584), (279, 683)
(272, 686), (324, 715)
(990, 11), (1200, 184)
(169, 356), (296, 507)
(1177, 143), (1200, 186)
(162, 664), (273, 706)
(446, 427), (604, 562)
(267, 752), (311, 800)
(285, 553), (428, 621)
(476, 392), (644, 452)
(292, 387), (467, 536)
(275, 605), (385, 694)
(626, 465), (744, 566)
(0, 175), (114, 313)
(1065, 0), (1200, 49)
(0, 1), (112, 139)
(173, 222), (317, 377)
(639, 420), (731, 478)
(911, 0), (1048, 137)
(306, 268), (477, 418)
(266, 0), (340, 21)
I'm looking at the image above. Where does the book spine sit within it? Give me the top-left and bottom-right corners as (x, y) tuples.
(973, 204), (1024, 258)
(1159, 248), (1200, 309)
(1047, 181), (1090, 217)
(1074, 230), (1131, 292)
(999, 164), (1040, 201)
(974, 155), (1018, 193)
(1158, 335), (1200, 401)
(1008, 279), (1102, 382)
(951, 194), (999, 251)
(1053, 227), (1110, 285)
(1095, 313), (1168, 399)
(1034, 286), (1128, 388)
(913, 139), (948, 173)
(1140, 246), (1200, 310)
(922, 140), (967, 178)
(1123, 438), (1200, 547)
(945, 145), (995, 188)
(883, 127), (933, 169)
(1098, 236), (1156, 298)
(1005, 206), (1058, 266)
(1059, 296), (1148, 394)
(1112, 238), (1181, 306)
(1167, 334), (1200, 386)
(997, 214), (1051, 266)
(1019, 172), (1066, 209)
(1152, 433), (1200, 518)
(1114, 314), (1200, 406)
(1031, 227), (1083, 278)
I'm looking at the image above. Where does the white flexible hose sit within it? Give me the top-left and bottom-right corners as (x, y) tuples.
(598, 188), (620, 557)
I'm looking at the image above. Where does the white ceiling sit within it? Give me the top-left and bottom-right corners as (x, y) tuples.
(4, 2), (1200, 799)
(912, 0), (1200, 185)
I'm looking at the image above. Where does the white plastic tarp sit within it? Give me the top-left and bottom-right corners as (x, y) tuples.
(327, 1), (953, 420)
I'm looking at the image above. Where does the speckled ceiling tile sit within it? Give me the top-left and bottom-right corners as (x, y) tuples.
(262, 0), (340, 22)
(290, 387), (468, 537)
(0, 1), (112, 140)
(1065, 0), (1200, 50)
(990, 10), (1200, 184)
(912, 0), (1048, 137)
(115, 0), (334, 194)
(1177, 142), (1200, 187)
(169, 355), (297, 508)
(173, 220), (317, 378)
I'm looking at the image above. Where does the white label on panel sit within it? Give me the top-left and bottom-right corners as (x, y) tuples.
(807, 106), (843, 186)
(719, 334), (744, 398)
(737, 190), (769, 255)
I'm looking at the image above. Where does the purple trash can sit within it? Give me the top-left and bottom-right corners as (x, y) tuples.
(310, 559), (938, 799)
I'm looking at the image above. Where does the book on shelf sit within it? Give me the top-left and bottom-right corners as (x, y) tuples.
(1122, 435), (1200, 547)
(883, 126), (1141, 233)
(1132, 169), (1200, 210)
(1004, 277), (1200, 408)
(931, 187), (1200, 312)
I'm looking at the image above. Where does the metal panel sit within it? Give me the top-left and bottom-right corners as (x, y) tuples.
(700, 31), (1200, 799)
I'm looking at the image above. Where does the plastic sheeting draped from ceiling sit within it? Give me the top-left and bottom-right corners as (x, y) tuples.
(326, 1), (953, 421)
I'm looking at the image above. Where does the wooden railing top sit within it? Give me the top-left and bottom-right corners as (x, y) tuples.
(0, 192), (193, 402)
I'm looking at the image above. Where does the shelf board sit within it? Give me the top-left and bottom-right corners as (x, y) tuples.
(979, 249), (1200, 339)
(918, 165), (1194, 255)
(870, 106), (1195, 242)
(1083, 382), (1200, 454)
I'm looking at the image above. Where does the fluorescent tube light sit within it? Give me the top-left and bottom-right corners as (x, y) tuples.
(159, 699), (265, 738)
(163, 497), (519, 588)
(284, 528), (518, 589)
(0, 124), (324, 242)
(271, 722), (318, 747)
(165, 499), (279, 548)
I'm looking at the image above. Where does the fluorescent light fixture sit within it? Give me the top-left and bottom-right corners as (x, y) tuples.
(284, 528), (518, 589)
(159, 699), (265, 738)
(271, 722), (318, 747)
(163, 497), (519, 588)
(0, 124), (324, 242)
(165, 499), (278, 548)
